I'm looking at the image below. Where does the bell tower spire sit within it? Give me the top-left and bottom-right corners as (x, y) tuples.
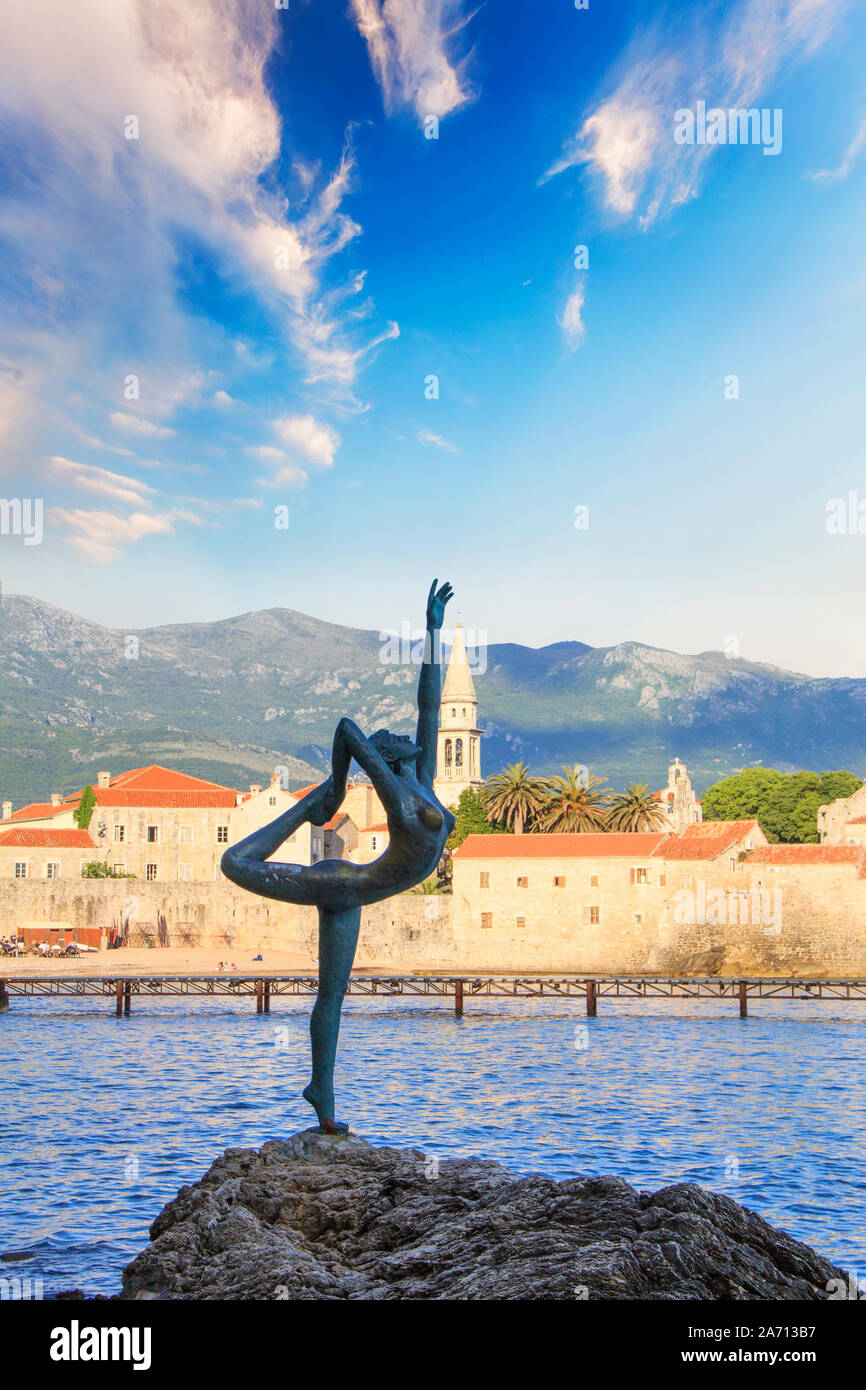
(433, 622), (483, 808)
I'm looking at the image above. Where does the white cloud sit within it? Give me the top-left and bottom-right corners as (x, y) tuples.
(558, 289), (587, 350)
(212, 390), (235, 407)
(109, 411), (176, 439)
(273, 415), (341, 468)
(351, 0), (475, 120)
(0, 0), (396, 476)
(49, 507), (175, 565)
(417, 428), (459, 452)
(807, 114), (866, 184)
(542, 0), (847, 226)
(50, 456), (156, 506)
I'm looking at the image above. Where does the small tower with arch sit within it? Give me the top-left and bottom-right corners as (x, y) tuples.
(433, 622), (483, 808)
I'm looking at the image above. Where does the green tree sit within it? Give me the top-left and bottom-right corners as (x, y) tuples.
(80, 861), (136, 879)
(483, 762), (549, 834)
(538, 766), (610, 832)
(447, 786), (508, 849)
(73, 785), (96, 830)
(701, 767), (863, 843)
(607, 781), (668, 832)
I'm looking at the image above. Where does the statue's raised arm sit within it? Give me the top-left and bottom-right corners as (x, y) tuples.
(415, 579), (452, 789)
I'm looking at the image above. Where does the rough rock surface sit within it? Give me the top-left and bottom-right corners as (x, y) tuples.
(120, 1130), (845, 1300)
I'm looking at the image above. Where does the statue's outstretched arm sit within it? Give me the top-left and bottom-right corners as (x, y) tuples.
(415, 579), (452, 788)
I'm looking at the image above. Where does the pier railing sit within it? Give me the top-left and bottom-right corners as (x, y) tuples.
(2, 974), (866, 1017)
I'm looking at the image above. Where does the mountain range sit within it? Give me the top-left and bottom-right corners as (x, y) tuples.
(1, 592), (864, 807)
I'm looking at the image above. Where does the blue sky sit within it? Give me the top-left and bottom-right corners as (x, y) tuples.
(1, 0), (865, 676)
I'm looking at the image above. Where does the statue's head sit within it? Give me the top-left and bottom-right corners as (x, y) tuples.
(369, 728), (421, 768)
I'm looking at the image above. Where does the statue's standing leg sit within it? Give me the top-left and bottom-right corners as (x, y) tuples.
(302, 904), (361, 1133)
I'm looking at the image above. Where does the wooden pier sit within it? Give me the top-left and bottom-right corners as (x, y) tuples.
(2, 974), (866, 1017)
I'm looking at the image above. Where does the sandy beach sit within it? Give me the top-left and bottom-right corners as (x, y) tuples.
(0, 946), (321, 977)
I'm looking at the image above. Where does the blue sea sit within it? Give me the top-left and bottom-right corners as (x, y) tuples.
(1, 994), (864, 1296)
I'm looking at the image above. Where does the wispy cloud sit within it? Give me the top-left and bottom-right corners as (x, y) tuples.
(417, 428), (459, 452)
(807, 114), (866, 184)
(109, 412), (176, 440)
(542, 0), (847, 227)
(50, 456), (156, 506)
(558, 289), (587, 350)
(351, 0), (476, 120)
(0, 0), (395, 484)
(48, 508), (176, 565)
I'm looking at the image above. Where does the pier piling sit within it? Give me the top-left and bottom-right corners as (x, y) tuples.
(256, 979), (264, 1014)
(263, 980), (271, 1013)
(454, 978), (464, 1017)
(739, 980), (748, 1018)
(586, 980), (597, 1017)
(115, 980), (123, 1017)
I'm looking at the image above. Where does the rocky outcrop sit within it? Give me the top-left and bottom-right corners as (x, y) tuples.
(120, 1130), (845, 1300)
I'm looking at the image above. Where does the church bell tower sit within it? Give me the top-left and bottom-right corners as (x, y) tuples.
(433, 622), (483, 809)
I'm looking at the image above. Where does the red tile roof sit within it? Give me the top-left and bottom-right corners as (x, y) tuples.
(9, 802), (70, 822)
(365, 823), (389, 833)
(106, 764), (238, 792)
(455, 832), (669, 859)
(651, 820), (761, 861)
(747, 844), (865, 867)
(0, 828), (96, 848)
(846, 816), (866, 825)
(96, 790), (238, 808)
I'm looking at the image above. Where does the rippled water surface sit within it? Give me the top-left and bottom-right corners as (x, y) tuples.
(1, 995), (864, 1295)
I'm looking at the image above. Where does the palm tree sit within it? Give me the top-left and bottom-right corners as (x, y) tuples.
(538, 766), (610, 832)
(483, 762), (549, 834)
(607, 781), (669, 832)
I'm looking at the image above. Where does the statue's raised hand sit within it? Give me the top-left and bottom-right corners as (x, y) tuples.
(426, 579), (453, 631)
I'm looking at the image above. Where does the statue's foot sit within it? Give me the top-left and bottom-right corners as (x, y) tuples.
(302, 1082), (348, 1134)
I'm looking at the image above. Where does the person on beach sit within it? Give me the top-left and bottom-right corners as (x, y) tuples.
(221, 579), (457, 1133)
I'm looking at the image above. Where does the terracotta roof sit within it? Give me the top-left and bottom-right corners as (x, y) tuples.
(91, 790), (237, 808)
(0, 828), (96, 848)
(454, 832), (669, 859)
(292, 784), (320, 800)
(846, 816), (866, 825)
(365, 823), (389, 833)
(748, 845), (865, 867)
(106, 764), (238, 793)
(8, 802), (71, 822)
(673, 819), (760, 839)
(323, 813), (350, 831)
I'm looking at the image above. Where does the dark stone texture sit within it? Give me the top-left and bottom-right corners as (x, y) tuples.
(119, 1130), (845, 1301)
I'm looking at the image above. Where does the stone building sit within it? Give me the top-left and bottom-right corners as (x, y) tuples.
(450, 819), (769, 971)
(0, 826), (98, 882)
(817, 782), (866, 845)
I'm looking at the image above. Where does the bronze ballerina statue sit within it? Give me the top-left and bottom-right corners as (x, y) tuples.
(221, 580), (456, 1133)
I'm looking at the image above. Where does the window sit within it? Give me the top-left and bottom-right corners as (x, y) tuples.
(679, 871), (692, 888)
(146, 864), (158, 881)
(444, 738), (453, 767)
(179, 825), (192, 844)
(479, 871), (490, 888)
(516, 876), (528, 888)
(268, 796), (277, 806)
(634, 913), (643, 926)
(114, 824), (125, 843)
(178, 863), (192, 881)
(216, 825), (229, 843)
(659, 874), (666, 887)
(553, 875), (566, 887)
(590, 874), (599, 888)
(45, 862), (61, 879)
(455, 737), (463, 768)
(114, 862), (126, 875)
(14, 861), (27, 879)
(480, 912), (493, 929)
(146, 825), (159, 844)
(729, 857), (737, 872)
(631, 867), (649, 884)
(370, 836), (378, 851)
(589, 906), (600, 924)
(451, 708), (456, 718)
(515, 916), (526, 929)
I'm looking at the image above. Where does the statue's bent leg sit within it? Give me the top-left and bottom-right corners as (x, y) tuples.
(303, 904), (361, 1133)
